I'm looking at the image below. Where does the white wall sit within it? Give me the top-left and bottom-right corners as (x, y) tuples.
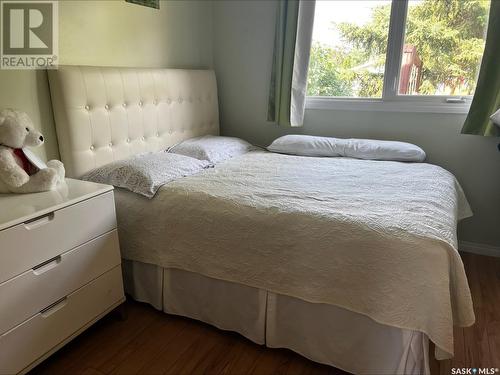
(0, 0), (213, 160)
(212, 0), (500, 247)
(59, 0), (213, 68)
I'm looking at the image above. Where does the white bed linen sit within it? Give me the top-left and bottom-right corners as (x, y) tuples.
(267, 134), (426, 161)
(122, 260), (430, 375)
(114, 151), (474, 359)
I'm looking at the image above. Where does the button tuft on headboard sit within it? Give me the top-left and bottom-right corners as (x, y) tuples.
(48, 66), (219, 177)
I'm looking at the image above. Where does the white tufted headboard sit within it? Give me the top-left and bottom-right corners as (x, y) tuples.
(48, 65), (219, 177)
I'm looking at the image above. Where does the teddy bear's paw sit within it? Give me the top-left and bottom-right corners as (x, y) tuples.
(11, 170), (30, 187)
(46, 159), (65, 179)
(38, 167), (59, 187)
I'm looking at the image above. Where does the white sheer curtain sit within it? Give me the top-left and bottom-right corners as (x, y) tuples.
(267, 0), (316, 127)
(290, 1), (315, 126)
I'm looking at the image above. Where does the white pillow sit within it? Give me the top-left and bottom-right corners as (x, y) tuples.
(81, 152), (213, 198)
(268, 135), (344, 157)
(168, 135), (255, 164)
(267, 135), (426, 162)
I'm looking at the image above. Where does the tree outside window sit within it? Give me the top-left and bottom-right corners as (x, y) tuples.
(307, 0), (490, 99)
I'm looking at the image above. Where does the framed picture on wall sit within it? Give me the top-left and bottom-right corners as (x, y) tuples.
(125, 0), (159, 9)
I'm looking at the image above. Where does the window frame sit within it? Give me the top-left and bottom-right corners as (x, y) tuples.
(305, 0), (477, 114)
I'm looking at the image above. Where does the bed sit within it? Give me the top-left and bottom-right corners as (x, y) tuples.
(48, 65), (474, 375)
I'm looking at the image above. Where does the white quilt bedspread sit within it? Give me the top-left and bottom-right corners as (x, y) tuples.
(114, 151), (474, 359)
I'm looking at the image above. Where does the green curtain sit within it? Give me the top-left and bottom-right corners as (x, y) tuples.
(267, 0), (300, 126)
(461, 0), (500, 136)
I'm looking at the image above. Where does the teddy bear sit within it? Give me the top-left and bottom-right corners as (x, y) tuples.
(0, 109), (65, 194)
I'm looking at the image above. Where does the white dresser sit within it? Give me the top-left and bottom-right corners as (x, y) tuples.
(0, 179), (125, 375)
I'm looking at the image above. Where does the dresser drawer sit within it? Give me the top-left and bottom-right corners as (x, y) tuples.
(0, 266), (124, 375)
(0, 191), (116, 284)
(0, 230), (121, 334)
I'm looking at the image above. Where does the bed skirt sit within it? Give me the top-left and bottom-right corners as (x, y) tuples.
(122, 260), (429, 375)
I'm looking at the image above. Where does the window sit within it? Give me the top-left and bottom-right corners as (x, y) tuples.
(306, 0), (491, 113)
(308, 1), (391, 98)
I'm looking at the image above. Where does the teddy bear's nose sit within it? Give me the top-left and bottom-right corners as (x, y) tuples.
(39, 135), (44, 141)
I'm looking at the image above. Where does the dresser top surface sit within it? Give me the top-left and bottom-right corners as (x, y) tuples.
(0, 179), (113, 231)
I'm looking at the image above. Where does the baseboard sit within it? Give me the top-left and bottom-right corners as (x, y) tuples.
(459, 241), (500, 258)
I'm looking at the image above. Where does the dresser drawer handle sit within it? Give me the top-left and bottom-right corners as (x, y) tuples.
(32, 255), (62, 275)
(24, 212), (55, 230)
(40, 296), (68, 317)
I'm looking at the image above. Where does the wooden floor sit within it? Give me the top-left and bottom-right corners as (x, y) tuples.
(30, 253), (500, 375)
(438, 252), (500, 374)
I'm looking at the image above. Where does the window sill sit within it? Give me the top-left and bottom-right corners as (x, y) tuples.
(306, 96), (471, 114)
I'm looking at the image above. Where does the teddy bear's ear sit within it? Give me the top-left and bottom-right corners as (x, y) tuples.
(0, 108), (15, 126)
(0, 108), (29, 129)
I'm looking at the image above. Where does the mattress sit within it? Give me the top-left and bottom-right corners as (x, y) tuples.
(114, 150), (474, 358)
